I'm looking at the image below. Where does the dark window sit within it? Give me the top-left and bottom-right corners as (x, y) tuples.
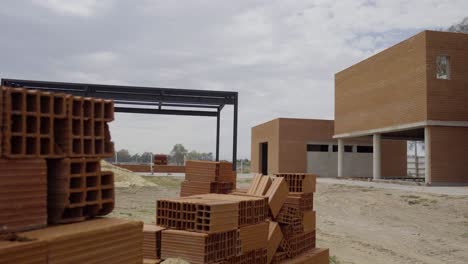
(307, 144), (329, 152)
(332, 145), (353, 152)
(357, 146), (373, 153)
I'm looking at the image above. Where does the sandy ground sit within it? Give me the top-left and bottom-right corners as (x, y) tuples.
(315, 181), (468, 264)
(110, 174), (468, 264)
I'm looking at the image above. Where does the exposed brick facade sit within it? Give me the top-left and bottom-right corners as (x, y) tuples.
(334, 30), (468, 185)
(426, 31), (468, 122)
(335, 32), (428, 135)
(429, 126), (468, 184)
(251, 118), (407, 176)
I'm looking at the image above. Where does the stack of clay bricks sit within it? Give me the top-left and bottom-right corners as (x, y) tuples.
(180, 160), (236, 196)
(143, 224), (164, 263)
(153, 192), (270, 264)
(247, 173), (330, 264)
(154, 154), (168, 165)
(0, 85), (144, 263)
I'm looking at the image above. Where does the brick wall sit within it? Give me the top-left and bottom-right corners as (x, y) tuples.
(334, 31), (428, 135)
(278, 119), (334, 173)
(251, 119), (280, 174)
(426, 31), (468, 122)
(429, 126), (468, 185)
(381, 140), (408, 177)
(251, 118), (407, 176)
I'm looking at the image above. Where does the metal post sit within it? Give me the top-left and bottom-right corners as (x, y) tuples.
(338, 139), (344, 177)
(373, 134), (381, 180)
(424, 127), (431, 185)
(232, 95), (238, 171)
(216, 110), (220, 161)
(150, 152), (154, 175)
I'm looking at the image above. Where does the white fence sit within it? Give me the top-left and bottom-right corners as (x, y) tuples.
(407, 155), (425, 177)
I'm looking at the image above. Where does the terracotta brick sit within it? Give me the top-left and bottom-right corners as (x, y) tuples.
(143, 224), (165, 260)
(47, 158), (114, 224)
(267, 221), (283, 264)
(284, 193), (313, 211)
(193, 193), (268, 227)
(281, 248), (329, 264)
(0, 159), (47, 233)
(302, 211), (316, 234)
(274, 174), (316, 193)
(20, 218), (143, 264)
(264, 177), (289, 218)
(0, 239), (47, 264)
(156, 196), (238, 233)
(223, 248), (268, 264)
(161, 229), (239, 264)
(239, 222), (269, 254)
(153, 165), (185, 173)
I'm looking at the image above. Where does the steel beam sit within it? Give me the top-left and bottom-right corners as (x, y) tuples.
(115, 107), (217, 117)
(232, 96), (238, 171)
(216, 110), (221, 161)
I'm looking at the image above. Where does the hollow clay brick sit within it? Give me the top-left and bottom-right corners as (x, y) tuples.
(0, 239), (47, 264)
(20, 218), (143, 264)
(0, 159), (47, 234)
(264, 177), (289, 218)
(267, 221), (283, 264)
(274, 174), (316, 193)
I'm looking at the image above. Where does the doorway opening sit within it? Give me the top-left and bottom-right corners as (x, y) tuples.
(260, 142), (268, 175)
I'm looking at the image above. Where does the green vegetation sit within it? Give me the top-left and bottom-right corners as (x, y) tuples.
(330, 255), (340, 264)
(142, 176), (183, 189)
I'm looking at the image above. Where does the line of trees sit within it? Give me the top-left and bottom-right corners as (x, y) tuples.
(113, 144), (214, 165)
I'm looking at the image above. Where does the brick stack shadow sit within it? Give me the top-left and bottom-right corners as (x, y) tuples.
(0, 85), (144, 263)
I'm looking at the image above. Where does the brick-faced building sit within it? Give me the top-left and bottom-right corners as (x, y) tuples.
(251, 118), (407, 178)
(334, 30), (468, 185)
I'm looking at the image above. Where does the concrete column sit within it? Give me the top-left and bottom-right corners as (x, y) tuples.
(338, 139), (344, 177)
(373, 133), (381, 180)
(424, 126), (431, 185)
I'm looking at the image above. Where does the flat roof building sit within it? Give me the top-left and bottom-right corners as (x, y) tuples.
(334, 30), (468, 185)
(251, 118), (406, 177)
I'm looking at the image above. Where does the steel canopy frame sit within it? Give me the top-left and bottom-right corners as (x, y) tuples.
(1, 78), (238, 170)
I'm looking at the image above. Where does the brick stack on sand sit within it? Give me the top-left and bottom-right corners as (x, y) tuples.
(180, 160), (236, 196)
(0, 85), (144, 263)
(149, 159), (330, 264)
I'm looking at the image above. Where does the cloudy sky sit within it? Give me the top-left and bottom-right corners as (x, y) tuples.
(1, 0), (467, 159)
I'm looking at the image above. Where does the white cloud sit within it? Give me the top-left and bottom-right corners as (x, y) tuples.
(1, 0), (467, 159)
(32, 0), (107, 16)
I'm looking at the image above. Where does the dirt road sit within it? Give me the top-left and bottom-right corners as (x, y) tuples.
(110, 177), (468, 264)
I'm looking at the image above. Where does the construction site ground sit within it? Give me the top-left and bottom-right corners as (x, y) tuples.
(109, 168), (468, 264)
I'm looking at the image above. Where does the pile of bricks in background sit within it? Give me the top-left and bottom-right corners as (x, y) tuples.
(154, 154), (168, 165)
(180, 160), (236, 196)
(0, 85), (144, 263)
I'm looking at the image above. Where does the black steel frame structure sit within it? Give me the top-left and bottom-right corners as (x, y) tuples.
(1, 78), (238, 170)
